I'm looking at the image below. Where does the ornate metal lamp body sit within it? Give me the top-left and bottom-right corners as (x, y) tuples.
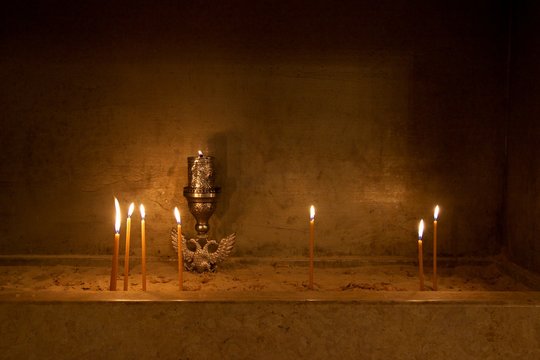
(184, 154), (220, 238)
(172, 153), (235, 273)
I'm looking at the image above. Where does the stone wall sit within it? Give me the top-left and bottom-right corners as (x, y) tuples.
(0, 1), (508, 258)
(506, 0), (540, 273)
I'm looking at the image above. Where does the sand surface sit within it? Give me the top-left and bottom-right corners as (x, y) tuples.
(0, 260), (531, 293)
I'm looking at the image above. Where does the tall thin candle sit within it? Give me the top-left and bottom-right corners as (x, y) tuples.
(418, 219), (425, 291)
(140, 204), (146, 291)
(174, 207), (183, 291)
(123, 203), (134, 291)
(433, 205), (440, 290)
(309, 205), (315, 290)
(110, 197), (121, 291)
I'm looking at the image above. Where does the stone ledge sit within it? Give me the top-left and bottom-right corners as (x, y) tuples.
(1, 290), (539, 304)
(0, 294), (539, 360)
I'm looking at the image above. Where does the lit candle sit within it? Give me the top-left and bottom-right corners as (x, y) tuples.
(418, 219), (425, 291)
(123, 203), (134, 291)
(309, 205), (315, 290)
(433, 205), (440, 290)
(140, 204), (146, 291)
(110, 197), (121, 291)
(174, 207), (183, 291)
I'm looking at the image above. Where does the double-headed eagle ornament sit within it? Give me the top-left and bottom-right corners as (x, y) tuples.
(171, 229), (235, 273)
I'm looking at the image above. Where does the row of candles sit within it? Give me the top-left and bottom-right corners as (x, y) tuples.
(110, 199), (439, 291)
(110, 197), (184, 291)
(308, 205), (440, 291)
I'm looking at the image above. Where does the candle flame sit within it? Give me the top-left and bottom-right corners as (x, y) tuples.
(418, 219), (424, 240)
(310, 205), (315, 221)
(140, 204), (145, 219)
(114, 197), (121, 233)
(434, 205), (440, 220)
(174, 207), (181, 224)
(128, 203), (135, 217)
(198, 150), (203, 157)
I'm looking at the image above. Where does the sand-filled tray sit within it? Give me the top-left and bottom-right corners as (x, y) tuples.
(1, 256), (539, 360)
(0, 256), (537, 294)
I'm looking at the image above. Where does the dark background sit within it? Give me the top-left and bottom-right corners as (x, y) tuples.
(0, 1), (537, 272)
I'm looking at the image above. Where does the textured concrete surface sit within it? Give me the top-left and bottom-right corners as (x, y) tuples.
(0, 291), (539, 360)
(506, 1), (540, 273)
(0, 1), (508, 258)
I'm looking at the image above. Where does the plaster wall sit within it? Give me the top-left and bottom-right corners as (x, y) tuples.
(0, 1), (507, 258)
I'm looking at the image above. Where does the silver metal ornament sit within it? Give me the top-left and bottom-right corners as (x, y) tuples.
(171, 228), (235, 273)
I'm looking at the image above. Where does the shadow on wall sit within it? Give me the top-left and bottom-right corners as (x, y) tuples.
(208, 131), (243, 238)
(403, 2), (507, 257)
